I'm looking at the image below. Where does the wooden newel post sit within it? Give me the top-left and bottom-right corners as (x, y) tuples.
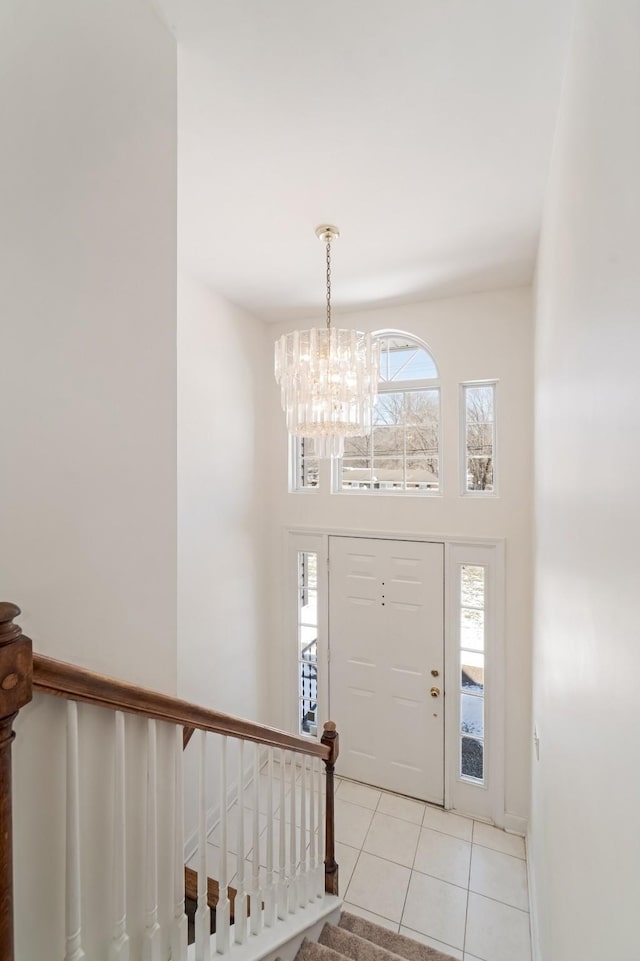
(0, 603), (33, 961)
(321, 720), (339, 896)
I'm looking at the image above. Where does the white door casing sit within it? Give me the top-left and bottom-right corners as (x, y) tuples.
(328, 535), (444, 804)
(284, 528), (506, 826)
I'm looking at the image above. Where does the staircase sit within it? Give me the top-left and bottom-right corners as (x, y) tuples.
(297, 912), (458, 961)
(2, 602), (457, 961)
(0, 602), (341, 961)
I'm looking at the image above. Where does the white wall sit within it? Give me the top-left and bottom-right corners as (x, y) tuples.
(530, 1), (640, 958)
(177, 272), (270, 835)
(267, 288), (533, 825)
(0, 0), (177, 688)
(0, 0), (177, 955)
(177, 272), (269, 716)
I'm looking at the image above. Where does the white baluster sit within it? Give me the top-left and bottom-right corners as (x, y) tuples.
(299, 755), (307, 908)
(277, 749), (287, 920)
(250, 742), (262, 936)
(263, 747), (276, 927)
(196, 731), (211, 961)
(171, 726), (188, 961)
(143, 720), (161, 961)
(316, 757), (324, 898)
(65, 700), (85, 961)
(288, 752), (298, 914)
(109, 712), (129, 961)
(215, 736), (231, 955)
(234, 739), (247, 944)
(308, 754), (316, 905)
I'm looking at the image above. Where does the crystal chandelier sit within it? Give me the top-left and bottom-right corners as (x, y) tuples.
(274, 225), (380, 459)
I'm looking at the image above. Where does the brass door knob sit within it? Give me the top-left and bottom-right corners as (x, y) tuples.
(430, 687), (440, 698)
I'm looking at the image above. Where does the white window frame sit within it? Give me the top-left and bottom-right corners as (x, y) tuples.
(285, 531), (329, 739)
(332, 329), (442, 496)
(460, 380), (499, 497)
(285, 527), (505, 825)
(445, 540), (504, 824)
(289, 435), (320, 493)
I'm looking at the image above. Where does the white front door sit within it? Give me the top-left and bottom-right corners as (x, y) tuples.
(329, 536), (445, 804)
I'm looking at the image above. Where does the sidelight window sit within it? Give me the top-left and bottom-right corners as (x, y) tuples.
(297, 551), (318, 737)
(459, 564), (486, 783)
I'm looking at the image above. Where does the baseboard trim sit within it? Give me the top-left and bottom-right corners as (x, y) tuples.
(503, 812), (528, 836)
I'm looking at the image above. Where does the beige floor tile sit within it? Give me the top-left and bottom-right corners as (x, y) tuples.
(465, 892), (531, 961)
(469, 845), (529, 911)
(472, 821), (526, 859)
(422, 805), (474, 841)
(334, 797), (375, 848)
(345, 851), (411, 923)
(402, 872), (467, 949)
(414, 827), (471, 888)
(363, 811), (421, 867)
(335, 841), (361, 890)
(343, 902), (399, 932)
(378, 792), (426, 825)
(337, 779), (382, 810)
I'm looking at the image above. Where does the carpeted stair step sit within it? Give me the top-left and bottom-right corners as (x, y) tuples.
(321, 923), (415, 961)
(296, 937), (347, 961)
(337, 911), (458, 961)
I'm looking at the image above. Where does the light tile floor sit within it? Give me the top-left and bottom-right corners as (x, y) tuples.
(190, 770), (531, 961)
(333, 777), (531, 961)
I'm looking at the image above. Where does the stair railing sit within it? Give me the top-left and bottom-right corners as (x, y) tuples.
(0, 602), (340, 961)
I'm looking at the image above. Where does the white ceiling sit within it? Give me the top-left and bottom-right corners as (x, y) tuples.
(161, 0), (574, 322)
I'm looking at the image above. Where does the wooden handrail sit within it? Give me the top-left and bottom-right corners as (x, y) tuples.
(1, 601), (339, 960)
(33, 653), (330, 760)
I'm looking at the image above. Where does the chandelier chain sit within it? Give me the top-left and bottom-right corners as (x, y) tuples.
(326, 240), (331, 329)
(274, 224), (380, 460)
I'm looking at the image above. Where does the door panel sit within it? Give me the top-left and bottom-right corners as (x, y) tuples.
(329, 536), (444, 803)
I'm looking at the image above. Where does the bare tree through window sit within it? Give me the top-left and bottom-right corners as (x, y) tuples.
(340, 334), (440, 492)
(464, 384), (496, 492)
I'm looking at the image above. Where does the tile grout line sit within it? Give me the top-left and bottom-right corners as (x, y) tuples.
(396, 793), (425, 937)
(462, 889), (531, 915)
(337, 777), (365, 909)
(342, 786), (399, 927)
(462, 818), (476, 957)
(306, 777), (531, 955)
(472, 839), (526, 860)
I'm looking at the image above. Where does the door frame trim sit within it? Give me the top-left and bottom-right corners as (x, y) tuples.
(283, 525), (505, 824)
(328, 533), (446, 806)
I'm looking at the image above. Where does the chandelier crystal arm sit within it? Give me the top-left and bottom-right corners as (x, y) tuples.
(274, 224), (380, 460)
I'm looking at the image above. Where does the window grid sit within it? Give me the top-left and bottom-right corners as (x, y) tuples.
(459, 564), (486, 783)
(341, 387), (440, 492)
(337, 333), (441, 495)
(297, 551), (318, 738)
(291, 436), (319, 491)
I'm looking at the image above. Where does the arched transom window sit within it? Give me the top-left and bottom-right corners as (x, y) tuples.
(335, 331), (441, 493)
